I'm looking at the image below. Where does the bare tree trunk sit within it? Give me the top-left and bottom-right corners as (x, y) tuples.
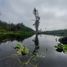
(33, 8), (40, 35)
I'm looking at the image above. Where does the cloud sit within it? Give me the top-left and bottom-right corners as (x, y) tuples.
(0, 0), (67, 30)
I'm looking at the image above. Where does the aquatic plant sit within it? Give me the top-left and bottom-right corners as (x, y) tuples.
(55, 43), (67, 53)
(15, 43), (29, 55)
(15, 43), (41, 67)
(15, 44), (21, 49)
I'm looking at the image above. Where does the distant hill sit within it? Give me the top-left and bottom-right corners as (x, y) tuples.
(0, 20), (34, 32)
(42, 29), (67, 36)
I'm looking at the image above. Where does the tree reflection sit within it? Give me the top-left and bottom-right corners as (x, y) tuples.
(14, 8), (41, 66)
(32, 34), (39, 55)
(14, 34), (40, 67)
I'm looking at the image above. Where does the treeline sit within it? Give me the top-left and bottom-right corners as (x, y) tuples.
(0, 20), (34, 32)
(42, 29), (67, 36)
(0, 20), (34, 41)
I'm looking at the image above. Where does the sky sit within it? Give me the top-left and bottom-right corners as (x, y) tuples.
(0, 0), (67, 31)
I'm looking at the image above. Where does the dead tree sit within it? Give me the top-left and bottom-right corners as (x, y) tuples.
(33, 8), (40, 34)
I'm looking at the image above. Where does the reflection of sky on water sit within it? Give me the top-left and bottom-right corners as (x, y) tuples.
(0, 35), (67, 67)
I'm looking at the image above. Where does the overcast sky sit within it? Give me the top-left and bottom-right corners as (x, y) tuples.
(0, 0), (67, 31)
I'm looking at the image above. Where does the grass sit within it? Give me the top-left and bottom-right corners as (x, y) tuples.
(0, 31), (34, 41)
(15, 43), (29, 55)
(15, 43), (39, 67)
(63, 44), (67, 52)
(55, 43), (67, 53)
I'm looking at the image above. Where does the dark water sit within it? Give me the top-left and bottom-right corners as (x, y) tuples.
(0, 35), (67, 67)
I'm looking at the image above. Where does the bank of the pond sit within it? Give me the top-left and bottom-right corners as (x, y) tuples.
(0, 32), (34, 41)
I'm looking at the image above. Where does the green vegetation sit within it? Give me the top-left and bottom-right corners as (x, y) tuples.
(15, 43), (40, 67)
(55, 43), (67, 53)
(15, 43), (29, 55)
(0, 20), (34, 41)
(0, 31), (34, 41)
(0, 20), (34, 32)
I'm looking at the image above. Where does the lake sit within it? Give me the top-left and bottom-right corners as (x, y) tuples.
(0, 34), (67, 67)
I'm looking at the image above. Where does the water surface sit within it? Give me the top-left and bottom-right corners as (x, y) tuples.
(0, 35), (67, 67)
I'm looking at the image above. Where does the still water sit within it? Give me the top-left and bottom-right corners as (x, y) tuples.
(0, 35), (67, 67)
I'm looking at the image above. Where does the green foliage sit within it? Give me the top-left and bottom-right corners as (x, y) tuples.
(15, 44), (21, 49)
(0, 20), (34, 41)
(15, 43), (40, 67)
(63, 45), (67, 51)
(55, 43), (63, 49)
(15, 43), (29, 55)
(0, 32), (34, 42)
(0, 20), (34, 32)
(55, 43), (67, 53)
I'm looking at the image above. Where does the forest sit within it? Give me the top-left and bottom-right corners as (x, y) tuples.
(42, 29), (67, 36)
(0, 20), (34, 41)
